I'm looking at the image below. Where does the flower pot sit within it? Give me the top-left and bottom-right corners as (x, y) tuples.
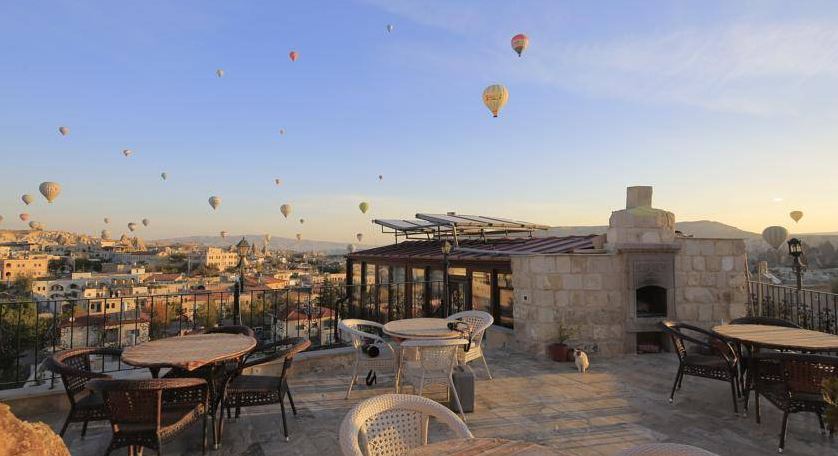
(547, 342), (570, 362)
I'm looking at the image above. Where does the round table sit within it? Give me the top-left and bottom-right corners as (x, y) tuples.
(122, 333), (257, 373)
(713, 324), (838, 424)
(383, 318), (460, 340)
(615, 443), (719, 456)
(408, 438), (562, 456)
(712, 324), (838, 352)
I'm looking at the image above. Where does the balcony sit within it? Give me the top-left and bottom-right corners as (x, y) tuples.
(2, 348), (834, 455)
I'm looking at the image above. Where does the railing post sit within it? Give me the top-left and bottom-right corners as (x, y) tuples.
(233, 281), (241, 325)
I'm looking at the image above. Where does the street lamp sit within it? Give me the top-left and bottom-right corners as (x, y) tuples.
(787, 238), (805, 291)
(441, 240), (452, 316)
(234, 237), (250, 325)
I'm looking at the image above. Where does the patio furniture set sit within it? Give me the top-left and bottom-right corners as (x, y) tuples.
(660, 317), (838, 453)
(46, 325), (309, 455)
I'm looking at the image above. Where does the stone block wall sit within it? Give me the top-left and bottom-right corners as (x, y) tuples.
(510, 253), (628, 356)
(673, 238), (748, 327)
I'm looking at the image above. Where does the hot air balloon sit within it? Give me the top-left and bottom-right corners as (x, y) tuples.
(39, 182), (61, 203)
(142, 218), (150, 227)
(128, 222), (137, 232)
(296, 233), (302, 241)
(216, 69), (224, 78)
(208, 196), (221, 210)
(264, 234), (272, 243)
(299, 218), (305, 224)
(58, 126), (69, 136)
(280, 204), (292, 218)
(790, 211), (804, 223)
(104, 217), (110, 224)
(762, 226), (789, 250)
(482, 84), (509, 118)
(21, 194), (34, 205)
(347, 244), (355, 253)
(123, 149), (132, 158)
(220, 230), (228, 239)
(279, 128), (286, 136)
(101, 230), (110, 240)
(386, 24), (394, 33)
(275, 178), (282, 186)
(29, 221), (41, 230)
(359, 202), (370, 214)
(378, 175), (383, 181)
(356, 233), (363, 242)
(161, 172), (168, 181)
(511, 33), (529, 57)
(289, 51), (298, 62)
(19, 213), (29, 222)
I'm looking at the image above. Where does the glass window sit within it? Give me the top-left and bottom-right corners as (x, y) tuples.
(471, 272), (492, 315)
(498, 273), (514, 328)
(448, 267), (467, 277)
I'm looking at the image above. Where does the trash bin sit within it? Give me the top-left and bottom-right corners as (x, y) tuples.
(450, 366), (475, 413)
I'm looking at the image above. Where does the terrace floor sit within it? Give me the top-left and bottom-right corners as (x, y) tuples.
(16, 350), (838, 456)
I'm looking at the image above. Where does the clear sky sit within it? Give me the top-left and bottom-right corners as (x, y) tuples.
(2, 1), (838, 243)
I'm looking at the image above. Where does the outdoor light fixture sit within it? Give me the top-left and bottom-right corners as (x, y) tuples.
(233, 237), (250, 324)
(441, 240), (452, 255)
(441, 240), (453, 316)
(786, 238), (805, 291)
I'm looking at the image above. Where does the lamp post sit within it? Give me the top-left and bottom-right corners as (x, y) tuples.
(234, 237), (250, 325)
(441, 240), (452, 316)
(787, 238), (805, 291)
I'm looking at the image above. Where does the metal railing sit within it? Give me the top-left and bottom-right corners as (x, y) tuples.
(747, 281), (838, 335)
(0, 280), (456, 390)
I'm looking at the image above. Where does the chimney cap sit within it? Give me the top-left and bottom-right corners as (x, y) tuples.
(626, 186), (653, 209)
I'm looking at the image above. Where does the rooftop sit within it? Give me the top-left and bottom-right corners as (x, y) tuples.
(7, 349), (834, 455)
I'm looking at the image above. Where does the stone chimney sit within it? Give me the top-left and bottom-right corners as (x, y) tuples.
(606, 186), (676, 249)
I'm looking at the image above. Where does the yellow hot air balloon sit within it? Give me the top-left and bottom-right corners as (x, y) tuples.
(482, 84), (509, 118)
(39, 182), (61, 203)
(128, 222), (137, 232)
(142, 218), (150, 227)
(762, 226), (789, 250)
(356, 233), (363, 242)
(280, 204), (292, 218)
(789, 211), (803, 223)
(58, 126), (69, 136)
(359, 202), (370, 214)
(220, 230), (228, 239)
(296, 233), (302, 241)
(19, 213), (29, 222)
(216, 69), (224, 78)
(21, 194), (34, 205)
(208, 196), (221, 210)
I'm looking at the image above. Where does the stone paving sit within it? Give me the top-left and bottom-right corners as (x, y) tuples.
(19, 351), (838, 455)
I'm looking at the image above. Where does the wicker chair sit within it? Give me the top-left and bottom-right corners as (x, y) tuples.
(339, 393), (473, 456)
(224, 337), (311, 441)
(752, 352), (837, 452)
(659, 321), (740, 414)
(338, 319), (398, 399)
(447, 310), (494, 379)
(45, 347), (123, 437)
(89, 377), (210, 456)
(396, 338), (470, 421)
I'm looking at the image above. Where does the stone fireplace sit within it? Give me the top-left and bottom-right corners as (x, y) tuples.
(509, 186), (749, 357)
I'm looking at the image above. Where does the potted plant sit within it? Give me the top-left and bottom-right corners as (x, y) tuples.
(547, 322), (577, 362)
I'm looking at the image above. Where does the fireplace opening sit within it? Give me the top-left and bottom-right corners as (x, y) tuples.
(636, 285), (667, 318)
(636, 332), (666, 354)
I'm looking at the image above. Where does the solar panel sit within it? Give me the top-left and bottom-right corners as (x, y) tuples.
(372, 219), (439, 232)
(415, 213), (549, 230)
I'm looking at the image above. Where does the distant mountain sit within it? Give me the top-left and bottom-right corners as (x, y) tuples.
(542, 220), (760, 239)
(152, 234), (373, 254)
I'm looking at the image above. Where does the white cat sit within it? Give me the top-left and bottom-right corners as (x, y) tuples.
(574, 348), (589, 374)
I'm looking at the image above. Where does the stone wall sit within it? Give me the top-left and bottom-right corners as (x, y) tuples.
(673, 238), (748, 326)
(510, 253), (628, 356)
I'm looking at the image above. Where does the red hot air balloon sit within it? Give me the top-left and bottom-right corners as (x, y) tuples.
(511, 33), (529, 57)
(289, 51), (298, 62)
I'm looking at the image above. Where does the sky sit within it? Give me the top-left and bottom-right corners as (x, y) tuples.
(2, 0), (838, 243)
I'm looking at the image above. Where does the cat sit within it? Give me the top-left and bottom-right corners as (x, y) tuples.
(574, 348), (590, 374)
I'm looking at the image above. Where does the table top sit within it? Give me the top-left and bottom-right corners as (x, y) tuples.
(713, 324), (838, 351)
(383, 318), (461, 340)
(615, 443), (719, 456)
(121, 333), (257, 371)
(408, 438), (561, 456)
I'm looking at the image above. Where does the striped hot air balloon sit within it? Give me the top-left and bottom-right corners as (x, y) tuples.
(482, 84), (509, 118)
(762, 226), (789, 250)
(511, 33), (529, 57)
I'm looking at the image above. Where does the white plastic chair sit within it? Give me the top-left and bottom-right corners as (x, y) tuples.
(447, 310), (494, 379)
(396, 338), (469, 421)
(339, 393), (473, 456)
(338, 319), (397, 399)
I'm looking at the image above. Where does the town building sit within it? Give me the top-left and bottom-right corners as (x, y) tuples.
(0, 255), (51, 282)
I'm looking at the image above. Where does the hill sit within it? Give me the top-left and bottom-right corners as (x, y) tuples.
(152, 235), (371, 254)
(542, 220), (759, 239)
